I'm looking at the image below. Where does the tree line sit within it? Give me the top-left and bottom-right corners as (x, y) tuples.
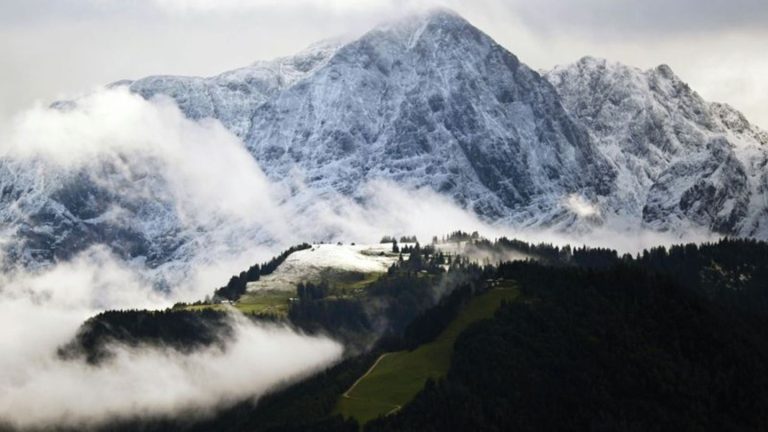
(212, 243), (312, 302)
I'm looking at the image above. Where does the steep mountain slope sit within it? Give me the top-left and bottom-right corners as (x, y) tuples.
(2, 9), (767, 276)
(0, 149), (271, 280)
(0, 156), (183, 267)
(128, 40), (342, 139)
(130, 10), (615, 224)
(0, 91), (280, 277)
(241, 11), (615, 223)
(546, 57), (768, 237)
(130, 10), (768, 237)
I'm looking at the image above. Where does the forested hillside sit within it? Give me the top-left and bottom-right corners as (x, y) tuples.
(369, 261), (768, 431)
(37, 236), (768, 432)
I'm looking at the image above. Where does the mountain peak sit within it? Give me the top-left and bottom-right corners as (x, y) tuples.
(366, 7), (473, 39)
(652, 63), (680, 81)
(347, 7), (496, 58)
(420, 6), (464, 23)
(418, 7), (477, 34)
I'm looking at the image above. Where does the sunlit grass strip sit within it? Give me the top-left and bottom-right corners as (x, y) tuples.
(336, 283), (519, 425)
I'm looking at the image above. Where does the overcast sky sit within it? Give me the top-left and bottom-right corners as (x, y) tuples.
(1, 0), (766, 128)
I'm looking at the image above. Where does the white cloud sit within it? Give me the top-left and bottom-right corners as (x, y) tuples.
(0, 245), (342, 429)
(564, 193), (600, 218)
(0, 85), (504, 265)
(0, 86), (502, 427)
(4, 88), (282, 225)
(0, 312), (341, 429)
(0, 90), (347, 428)
(0, 61), (725, 428)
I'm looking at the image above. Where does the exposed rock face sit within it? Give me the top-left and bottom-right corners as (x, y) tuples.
(2, 9), (767, 274)
(546, 57), (768, 237)
(130, 10), (615, 224)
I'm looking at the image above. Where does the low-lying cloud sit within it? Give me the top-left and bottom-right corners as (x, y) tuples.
(564, 193), (601, 219)
(0, 87), (499, 429)
(1, 315), (341, 429)
(4, 88), (282, 225)
(0, 246), (342, 430)
(0, 85), (717, 428)
(0, 87), (498, 283)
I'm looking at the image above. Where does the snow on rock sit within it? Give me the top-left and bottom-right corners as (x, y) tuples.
(546, 56), (768, 238)
(250, 10), (613, 225)
(126, 39), (342, 139)
(3, 8), (768, 282)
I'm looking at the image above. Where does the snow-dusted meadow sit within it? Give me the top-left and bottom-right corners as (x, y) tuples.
(246, 243), (400, 292)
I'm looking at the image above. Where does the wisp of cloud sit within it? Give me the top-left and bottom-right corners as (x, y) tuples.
(0, 85), (715, 429)
(0, 246), (342, 429)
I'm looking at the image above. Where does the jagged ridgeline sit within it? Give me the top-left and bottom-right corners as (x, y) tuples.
(51, 234), (768, 432)
(3, 9), (767, 277)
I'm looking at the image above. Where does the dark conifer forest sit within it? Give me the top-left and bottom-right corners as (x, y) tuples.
(29, 236), (768, 432)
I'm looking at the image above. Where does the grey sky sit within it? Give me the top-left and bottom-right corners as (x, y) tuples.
(502, 0), (768, 36)
(1, 0), (766, 127)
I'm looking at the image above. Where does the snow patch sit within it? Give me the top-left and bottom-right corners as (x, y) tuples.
(247, 243), (398, 292)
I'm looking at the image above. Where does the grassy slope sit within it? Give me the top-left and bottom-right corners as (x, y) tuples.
(181, 290), (293, 316)
(336, 282), (519, 425)
(179, 272), (385, 316)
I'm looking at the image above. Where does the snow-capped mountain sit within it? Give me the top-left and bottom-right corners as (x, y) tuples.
(1, 8), (767, 274)
(0, 157), (183, 266)
(546, 57), (768, 237)
(126, 9), (768, 237)
(128, 39), (342, 139)
(128, 10), (615, 224)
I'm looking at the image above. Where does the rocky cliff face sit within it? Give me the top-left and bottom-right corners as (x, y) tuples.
(2, 9), (766, 274)
(245, 12), (614, 223)
(546, 57), (768, 237)
(129, 10), (615, 225)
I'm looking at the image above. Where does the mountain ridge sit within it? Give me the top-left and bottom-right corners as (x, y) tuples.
(2, 8), (767, 275)
(133, 9), (616, 222)
(546, 55), (768, 236)
(128, 9), (767, 237)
